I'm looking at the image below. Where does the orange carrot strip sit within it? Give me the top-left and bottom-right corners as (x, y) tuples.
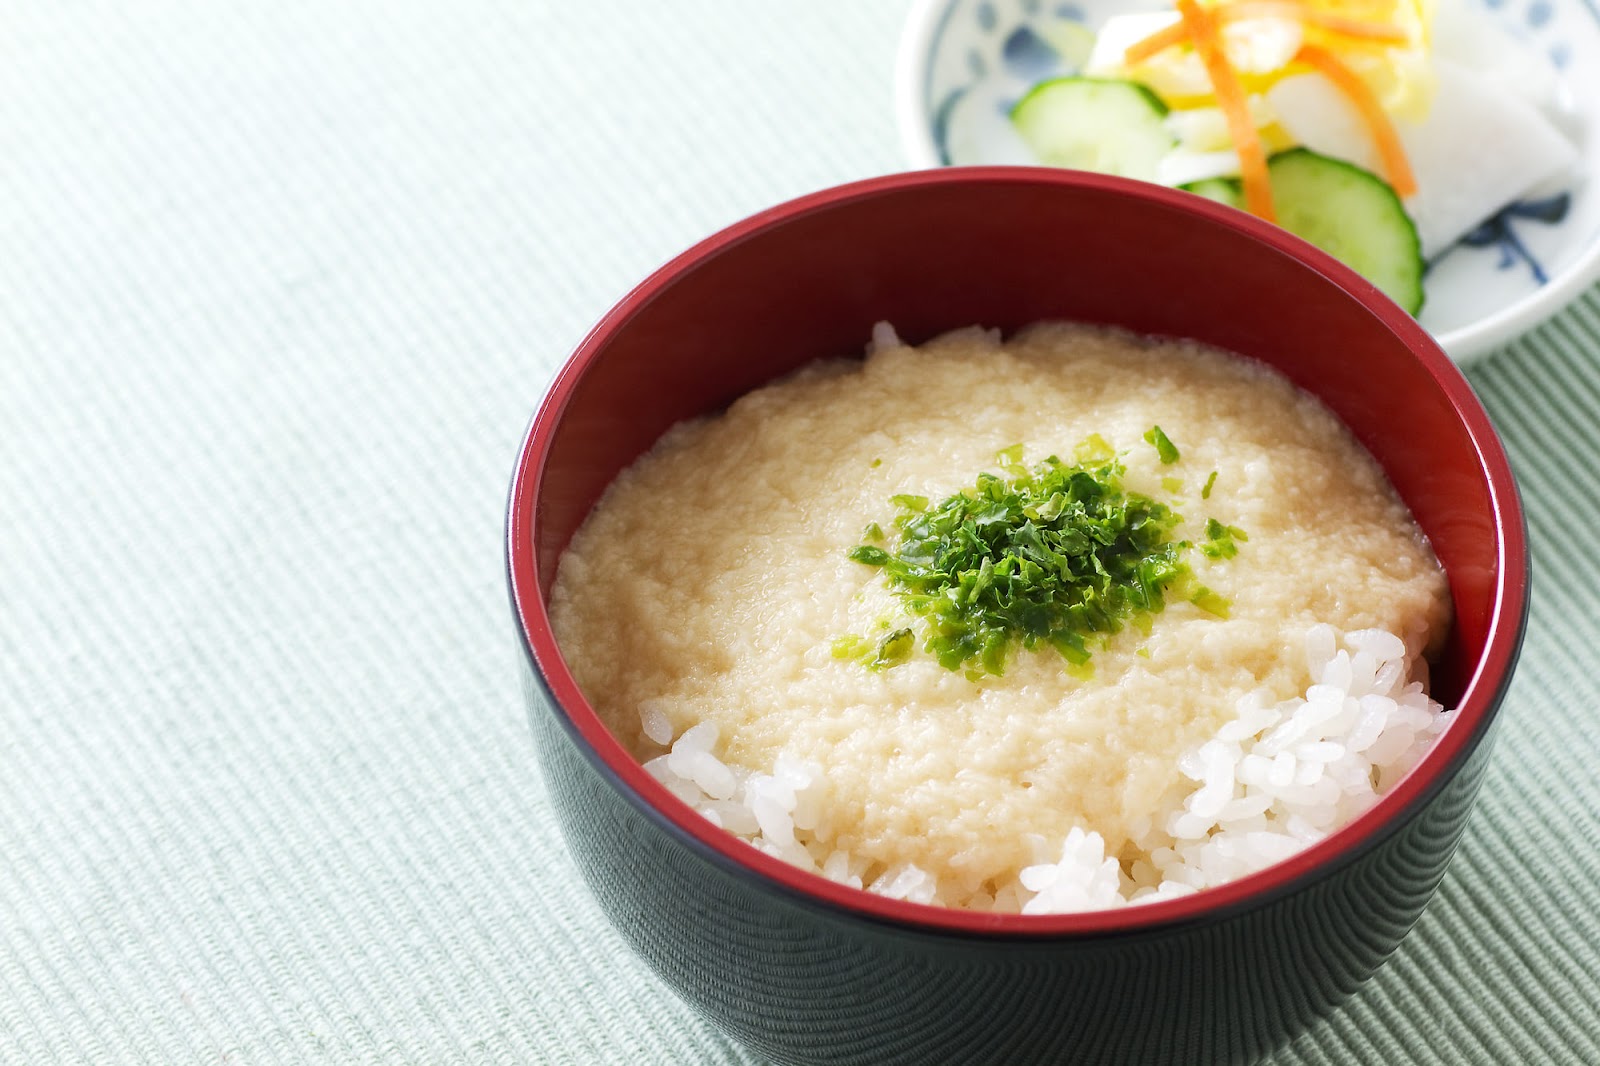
(1124, 20), (1192, 65)
(1122, 2), (1408, 68)
(1295, 43), (1417, 196)
(1176, 0), (1276, 220)
(1302, 10), (1410, 43)
(1220, 2), (1410, 44)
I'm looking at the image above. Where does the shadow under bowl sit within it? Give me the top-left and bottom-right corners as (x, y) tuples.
(507, 168), (1528, 1066)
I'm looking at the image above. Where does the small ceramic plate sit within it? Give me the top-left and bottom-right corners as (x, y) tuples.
(895, 0), (1600, 360)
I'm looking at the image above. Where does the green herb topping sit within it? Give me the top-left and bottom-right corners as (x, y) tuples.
(1188, 585), (1231, 618)
(831, 627), (915, 670)
(1201, 470), (1218, 499)
(847, 545), (891, 566)
(844, 435), (1241, 678)
(1144, 425), (1180, 464)
(888, 493), (929, 512)
(1200, 517), (1248, 560)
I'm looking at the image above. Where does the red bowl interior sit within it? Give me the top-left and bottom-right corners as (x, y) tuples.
(508, 168), (1526, 936)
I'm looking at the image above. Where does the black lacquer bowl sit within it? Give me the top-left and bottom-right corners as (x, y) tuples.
(507, 169), (1528, 1065)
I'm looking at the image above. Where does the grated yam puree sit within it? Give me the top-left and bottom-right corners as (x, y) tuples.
(549, 323), (1452, 912)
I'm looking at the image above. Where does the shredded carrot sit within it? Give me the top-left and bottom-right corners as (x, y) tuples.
(1301, 9), (1411, 43)
(1224, 2), (1411, 44)
(1295, 43), (1417, 196)
(1116, 1), (1416, 211)
(1124, 20), (1191, 65)
(1176, 0), (1276, 220)
(1124, 2), (1409, 69)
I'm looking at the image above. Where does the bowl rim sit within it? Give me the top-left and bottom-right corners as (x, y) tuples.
(507, 166), (1529, 939)
(890, 0), (1600, 362)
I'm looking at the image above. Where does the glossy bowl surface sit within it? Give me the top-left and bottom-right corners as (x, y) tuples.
(507, 168), (1527, 1064)
(893, 0), (1600, 361)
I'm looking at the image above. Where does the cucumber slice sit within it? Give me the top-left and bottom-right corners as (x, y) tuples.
(1267, 148), (1424, 315)
(1179, 178), (1244, 210)
(1011, 77), (1174, 182)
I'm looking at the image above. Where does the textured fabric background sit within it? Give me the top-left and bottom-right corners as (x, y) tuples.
(3, 2), (1597, 1063)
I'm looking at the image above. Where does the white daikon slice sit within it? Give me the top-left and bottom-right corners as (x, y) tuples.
(1267, 59), (1578, 258)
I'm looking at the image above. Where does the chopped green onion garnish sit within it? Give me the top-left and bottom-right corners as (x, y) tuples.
(1144, 425), (1180, 465)
(873, 628), (915, 668)
(1189, 586), (1231, 617)
(831, 628), (916, 671)
(1201, 470), (1218, 499)
(831, 634), (872, 660)
(844, 437), (1235, 677)
(1075, 434), (1115, 464)
(1200, 517), (1248, 560)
